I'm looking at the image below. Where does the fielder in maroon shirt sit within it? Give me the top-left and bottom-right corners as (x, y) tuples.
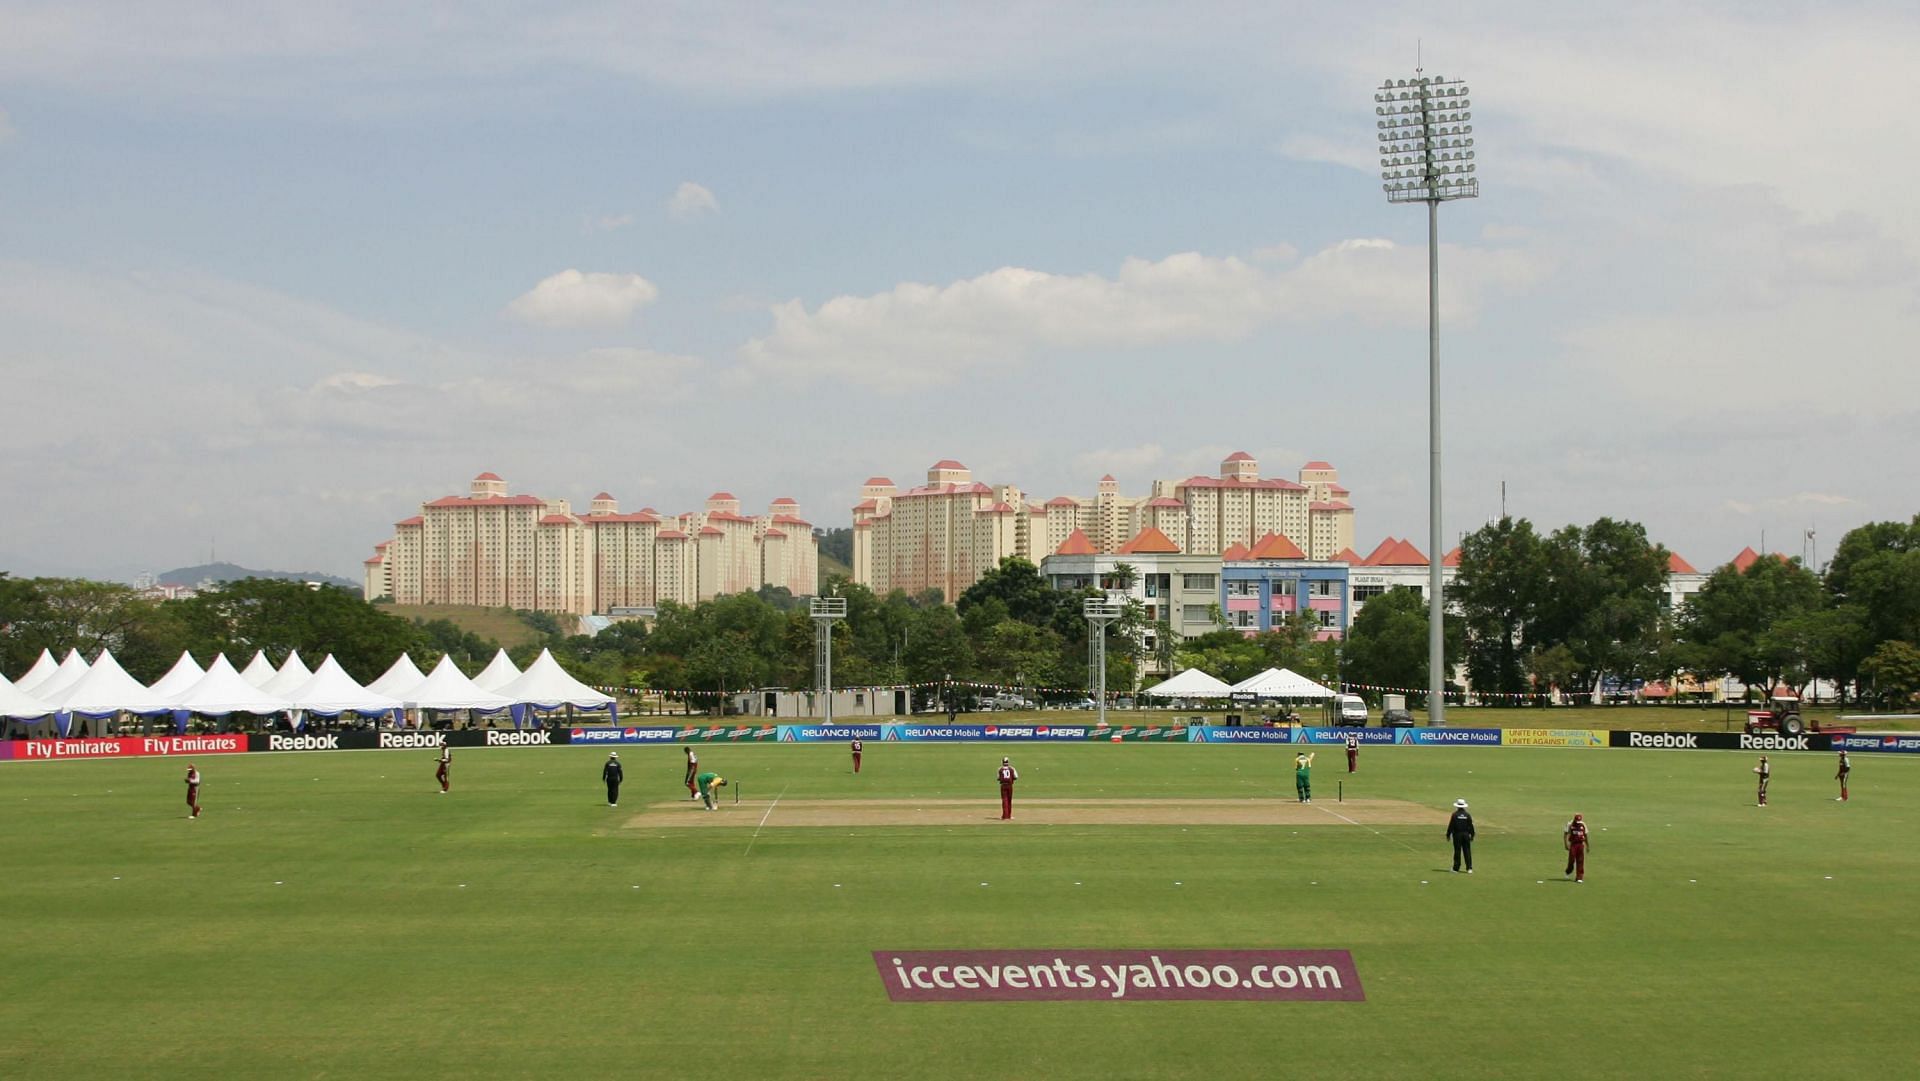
(1835, 750), (1850, 802)
(997, 757), (1018, 820)
(184, 765), (202, 819)
(851, 738), (863, 774)
(436, 747), (451, 793)
(684, 746), (699, 799)
(1563, 813), (1590, 883)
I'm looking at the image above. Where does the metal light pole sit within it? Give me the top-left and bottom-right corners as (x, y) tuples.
(1376, 68), (1477, 724)
(1084, 598), (1123, 729)
(810, 595), (847, 724)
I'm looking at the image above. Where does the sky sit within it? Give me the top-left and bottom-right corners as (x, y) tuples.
(2, 1), (1915, 582)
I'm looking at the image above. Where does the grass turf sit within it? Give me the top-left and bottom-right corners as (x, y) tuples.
(3, 742), (1914, 1080)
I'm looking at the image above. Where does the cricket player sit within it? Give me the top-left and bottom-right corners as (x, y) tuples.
(1753, 755), (1771, 806)
(997, 757), (1018, 820)
(603, 751), (624, 807)
(1446, 798), (1474, 873)
(1835, 750), (1850, 802)
(1563, 813), (1590, 883)
(1345, 733), (1360, 774)
(184, 764), (202, 819)
(436, 746), (451, 793)
(851, 737), (863, 774)
(1294, 751), (1316, 803)
(696, 770), (727, 811)
(684, 746), (699, 800)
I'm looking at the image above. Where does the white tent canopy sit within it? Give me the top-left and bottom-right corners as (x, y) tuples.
(11, 649), (61, 693)
(404, 656), (513, 712)
(25, 649), (91, 700)
(171, 655), (290, 716)
(239, 651), (278, 688)
(494, 648), (615, 709)
(1228, 667), (1336, 699)
(470, 649), (523, 693)
(1140, 668), (1234, 699)
(366, 655), (429, 699)
(283, 656), (398, 716)
(48, 650), (177, 715)
(148, 651), (208, 698)
(0, 674), (57, 719)
(259, 651), (315, 697)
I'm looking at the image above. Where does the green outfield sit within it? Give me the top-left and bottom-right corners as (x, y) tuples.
(4, 742), (1915, 1080)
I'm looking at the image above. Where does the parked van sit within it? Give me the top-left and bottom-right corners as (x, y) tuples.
(1334, 694), (1369, 725)
(990, 693), (1035, 712)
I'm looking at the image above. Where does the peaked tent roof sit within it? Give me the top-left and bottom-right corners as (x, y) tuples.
(239, 651), (278, 688)
(27, 649), (93, 700)
(49, 650), (177, 715)
(1329, 547), (1364, 564)
(148, 651), (207, 697)
(0, 673), (57, 719)
(366, 655), (429, 699)
(283, 656), (398, 715)
(260, 651), (315, 697)
(1226, 667), (1335, 699)
(1668, 551), (1698, 574)
(1117, 526), (1181, 555)
(404, 656), (513, 711)
(10, 648), (60, 692)
(1140, 668), (1234, 699)
(471, 649), (524, 692)
(1248, 532), (1305, 560)
(494, 649), (615, 709)
(172, 654), (290, 716)
(1221, 542), (1252, 561)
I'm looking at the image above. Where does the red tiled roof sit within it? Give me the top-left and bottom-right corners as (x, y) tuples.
(930, 459), (967, 470)
(1100, 473), (1116, 482)
(1442, 546), (1462, 567)
(698, 526), (724, 537)
(771, 513), (812, 526)
(1360, 537), (1400, 565)
(852, 498), (878, 512)
(425, 495), (545, 508)
(593, 491), (614, 501)
(585, 512), (661, 524)
(1668, 552), (1697, 574)
(396, 516), (423, 526)
(1179, 476), (1307, 491)
(374, 541), (390, 549)
(1329, 546), (1363, 564)
(1145, 497), (1185, 509)
(763, 528), (787, 539)
(1302, 460), (1333, 471)
(771, 497), (798, 505)
(1328, 484), (1350, 495)
(1308, 500), (1354, 512)
(1045, 496), (1078, 507)
(984, 502), (1015, 515)
(863, 477), (894, 487)
(1221, 542), (1252, 561)
(658, 529), (689, 540)
(474, 471), (502, 481)
(1223, 451), (1254, 463)
(705, 510), (752, 522)
(1248, 532), (1305, 560)
(1731, 547), (1787, 572)
(1053, 529), (1097, 556)
(1374, 539), (1429, 566)
(709, 491), (737, 501)
(1026, 503), (1048, 515)
(898, 482), (993, 497)
(1117, 526), (1181, 555)
(539, 514), (574, 525)
(363, 557), (383, 565)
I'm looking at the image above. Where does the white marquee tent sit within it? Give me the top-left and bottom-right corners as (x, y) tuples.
(11, 649), (62, 693)
(1141, 668), (1233, 699)
(366, 655), (429, 699)
(283, 656), (398, 716)
(494, 648), (615, 709)
(470, 649), (523, 693)
(147, 652), (207, 698)
(259, 651), (315, 698)
(239, 651), (278, 688)
(404, 656), (513, 712)
(0, 674), (57, 719)
(171, 655), (291, 716)
(25, 649), (91, 700)
(48, 651), (176, 715)
(1227, 667), (1336, 699)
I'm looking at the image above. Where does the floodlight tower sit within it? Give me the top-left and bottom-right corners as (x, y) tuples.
(810, 595), (848, 724)
(1376, 68), (1477, 724)
(1084, 597), (1123, 728)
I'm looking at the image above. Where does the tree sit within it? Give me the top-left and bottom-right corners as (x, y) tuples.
(172, 579), (420, 682)
(1860, 640), (1920, 709)
(956, 557), (1063, 626)
(1680, 556), (1824, 699)
(1451, 516), (1550, 701)
(1532, 518), (1670, 694)
(1341, 587), (1462, 705)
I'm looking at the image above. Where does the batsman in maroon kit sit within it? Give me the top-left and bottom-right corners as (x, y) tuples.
(436, 746), (451, 793)
(1346, 733), (1360, 773)
(184, 764), (202, 819)
(851, 738), (863, 774)
(684, 746), (699, 799)
(997, 757), (1018, 820)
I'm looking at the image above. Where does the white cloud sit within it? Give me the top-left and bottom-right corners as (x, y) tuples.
(506, 269), (659, 328)
(740, 240), (1543, 390)
(667, 181), (719, 220)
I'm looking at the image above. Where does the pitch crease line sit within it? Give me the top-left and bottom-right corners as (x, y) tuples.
(1314, 802), (1425, 856)
(744, 784), (789, 856)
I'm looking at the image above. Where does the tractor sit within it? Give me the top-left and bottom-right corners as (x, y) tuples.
(1744, 702), (1806, 736)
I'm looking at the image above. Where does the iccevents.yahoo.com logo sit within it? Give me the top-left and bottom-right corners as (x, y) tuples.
(874, 949), (1363, 1002)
